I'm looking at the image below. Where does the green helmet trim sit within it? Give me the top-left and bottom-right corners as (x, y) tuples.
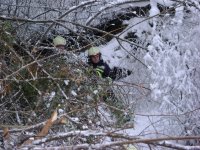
(53, 36), (66, 46)
(88, 47), (100, 56)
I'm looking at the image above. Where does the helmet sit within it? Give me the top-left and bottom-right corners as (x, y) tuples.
(53, 36), (66, 46)
(88, 47), (100, 56)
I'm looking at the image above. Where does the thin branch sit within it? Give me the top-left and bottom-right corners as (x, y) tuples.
(36, 0), (99, 45)
(0, 113), (80, 134)
(86, 0), (149, 26)
(31, 130), (137, 145)
(116, 81), (151, 91)
(0, 14), (148, 51)
(22, 135), (200, 149)
(0, 2), (77, 10)
(135, 107), (200, 117)
(118, 2), (184, 37)
(55, 21), (148, 51)
(116, 38), (148, 68)
(156, 141), (200, 150)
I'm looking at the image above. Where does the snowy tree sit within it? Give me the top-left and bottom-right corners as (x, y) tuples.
(144, 0), (200, 145)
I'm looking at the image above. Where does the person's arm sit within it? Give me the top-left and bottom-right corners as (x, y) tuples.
(110, 67), (132, 80)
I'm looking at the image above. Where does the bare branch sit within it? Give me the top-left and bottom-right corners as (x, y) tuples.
(86, 0), (149, 26)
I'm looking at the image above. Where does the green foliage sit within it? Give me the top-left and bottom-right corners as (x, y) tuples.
(0, 21), (15, 53)
(20, 82), (38, 107)
(0, 43), (133, 132)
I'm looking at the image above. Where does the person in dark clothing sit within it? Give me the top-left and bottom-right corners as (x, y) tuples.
(87, 47), (132, 80)
(87, 47), (133, 126)
(87, 47), (111, 79)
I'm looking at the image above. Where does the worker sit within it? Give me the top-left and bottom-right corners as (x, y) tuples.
(87, 46), (133, 126)
(87, 46), (132, 80)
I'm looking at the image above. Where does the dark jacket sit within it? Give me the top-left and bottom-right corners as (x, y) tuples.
(88, 59), (111, 78)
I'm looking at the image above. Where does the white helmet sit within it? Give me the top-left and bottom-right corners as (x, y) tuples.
(53, 36), (66, 46)
(88, 47), (100, 56)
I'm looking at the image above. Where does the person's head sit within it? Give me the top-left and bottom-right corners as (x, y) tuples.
(53, 36), (66, 50)
(88, 47), (101, 64)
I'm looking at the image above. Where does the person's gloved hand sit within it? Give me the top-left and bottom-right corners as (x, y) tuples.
(127, 70), (132, 75)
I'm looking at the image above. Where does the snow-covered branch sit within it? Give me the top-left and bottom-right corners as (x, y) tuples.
(86, 0), (149, 26)
(157, 141), (200, 150)
(22, 135), (200, 149)
(38, 0), (100, 44)
(55, 20), (148, 51)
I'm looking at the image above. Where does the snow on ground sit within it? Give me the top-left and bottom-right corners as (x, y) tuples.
(100, 17), (151, 69)
(90, 16), (161, 144)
